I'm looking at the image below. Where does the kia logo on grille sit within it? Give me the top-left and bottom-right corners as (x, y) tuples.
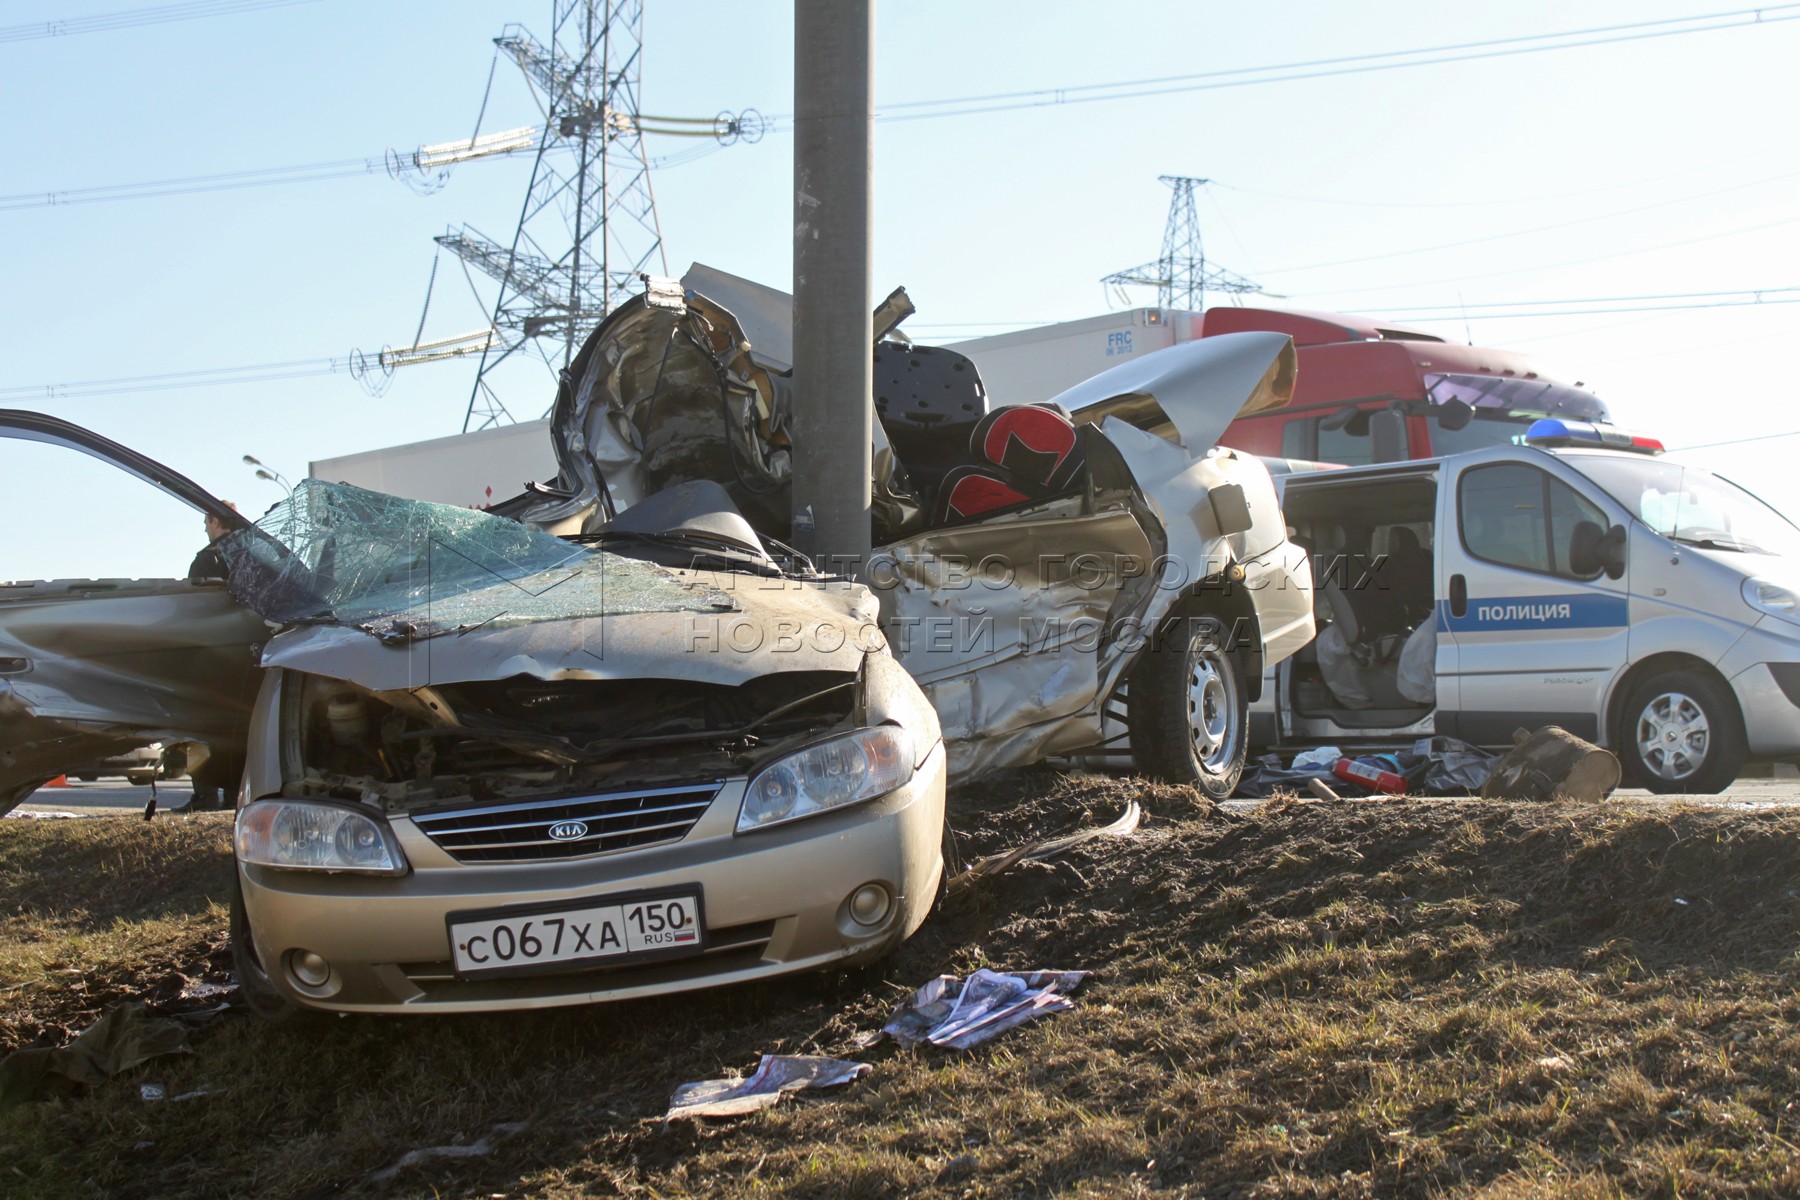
(547, 821), (589, 841)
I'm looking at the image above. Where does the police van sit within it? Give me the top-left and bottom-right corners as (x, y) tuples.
(1256, 419), (1800, 793)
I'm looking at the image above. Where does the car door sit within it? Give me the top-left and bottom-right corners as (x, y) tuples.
(1436, 453), (1630, 745)
(0, 410), (266, 811)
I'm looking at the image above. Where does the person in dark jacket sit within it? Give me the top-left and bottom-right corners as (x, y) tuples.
(168, 502), (241, 812)
(187, 503), (237, 583)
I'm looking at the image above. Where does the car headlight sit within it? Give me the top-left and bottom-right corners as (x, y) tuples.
(1743, 577), (1800, 626)
(738, 727), (916, 833)
(236, 800), (408, 875)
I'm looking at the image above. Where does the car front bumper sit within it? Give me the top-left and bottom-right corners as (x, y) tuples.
(239, 741), (947, 1013)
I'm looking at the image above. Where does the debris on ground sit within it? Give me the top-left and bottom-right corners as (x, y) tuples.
(0, 1003), (190, 1107)
(1482, 724), (1621, 801)
(1238, 736), (1499, 798)
(946, 800), (1139, 898)
(367, 1121), (530, 1184)
(666, 1055), (873, 1120)
(138, 1081), (219, 1102)
(880, 969), (1088, 1050)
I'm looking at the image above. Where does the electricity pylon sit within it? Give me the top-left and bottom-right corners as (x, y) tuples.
(1102, 175), (1261, 311)
(353, 1), (676, 430)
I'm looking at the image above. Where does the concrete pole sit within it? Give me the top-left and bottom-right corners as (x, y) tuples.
(791, 0), (873, 574)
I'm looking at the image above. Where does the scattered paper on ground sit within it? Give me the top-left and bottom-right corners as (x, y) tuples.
(666, 1054), (873, 1119)
(882, 969), (1088, 1050)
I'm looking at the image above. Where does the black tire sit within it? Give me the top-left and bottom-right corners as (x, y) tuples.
(1128, 600), (1249, 799)
(230, 876), (310, 1025)
(125, 770), (156, 787)
(1618, 668), (1746, 794)
(75, 774), (99, 783)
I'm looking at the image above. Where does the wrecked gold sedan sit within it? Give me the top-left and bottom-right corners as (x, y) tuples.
(0, 419), (946, 1017)
(227, 482), (947, 1016)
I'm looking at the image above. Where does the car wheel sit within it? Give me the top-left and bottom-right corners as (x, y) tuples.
(126, 770), (156, 787)
(76, 774), (99, 783)
(230, 876), (309, 1025)
(1620, 668), (1745, 795)
(1128, 601), (1249, 799)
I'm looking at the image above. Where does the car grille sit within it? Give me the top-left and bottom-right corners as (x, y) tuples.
(411, 782), (721, 864)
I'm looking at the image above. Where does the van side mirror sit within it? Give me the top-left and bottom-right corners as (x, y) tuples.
(1569, 520), (1628, 580)
(1369, 408), (1406, 462)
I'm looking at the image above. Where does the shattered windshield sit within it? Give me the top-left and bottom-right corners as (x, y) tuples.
(220, 480), (734, 642)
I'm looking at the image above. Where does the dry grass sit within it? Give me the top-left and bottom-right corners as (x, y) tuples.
(6, 776), (1800, 1198)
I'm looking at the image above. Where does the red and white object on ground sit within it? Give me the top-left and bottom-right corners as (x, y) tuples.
(1332, 758), (1406, 795)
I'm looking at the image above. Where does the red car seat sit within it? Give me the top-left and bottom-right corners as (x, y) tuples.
(933, 404), (1087, 525)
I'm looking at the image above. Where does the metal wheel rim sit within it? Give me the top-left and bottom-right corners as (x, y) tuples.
(1635, 690), (1710, 782)
(1187, 641), (1241, 772)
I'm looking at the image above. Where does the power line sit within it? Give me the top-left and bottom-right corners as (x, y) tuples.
(10, 5), (1795, 214)
(0, 356), (354, 401)
(3, 140), (713, 213)
(1254, 171), (1800, 276)
(0, 0), (317, 44)
(9, 283), (1795, 401)
(1370, 286), (1800, 321)
(1391, 295), (1800, 320)
(804, 3), (1800, 127)
(1212, 150), (1775, 211)
(1676, 429), (1800, 452)
(0, 156), (387, 211)
(1298, 214), (1800, 299)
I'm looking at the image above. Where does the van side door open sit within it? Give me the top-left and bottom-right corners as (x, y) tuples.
(1436, 455), (1632, 743)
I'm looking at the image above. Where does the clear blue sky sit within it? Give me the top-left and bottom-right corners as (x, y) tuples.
(4, 0), (1797, 579)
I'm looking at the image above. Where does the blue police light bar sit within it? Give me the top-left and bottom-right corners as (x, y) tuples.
(1525, 418), (1664, 454)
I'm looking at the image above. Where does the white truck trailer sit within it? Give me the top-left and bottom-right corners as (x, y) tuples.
(308, 419), (556, 510)
(946, 307), (1201, 409)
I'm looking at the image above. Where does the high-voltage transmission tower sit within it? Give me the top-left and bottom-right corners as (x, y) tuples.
(354, 2), (760, 431)
(1102, 175), (1261, 311)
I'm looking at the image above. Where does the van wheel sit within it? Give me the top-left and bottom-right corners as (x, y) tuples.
(1129, 601), (1248, 799)
(230, 876), (309, 1025)
(1620, 669), (1745, 794)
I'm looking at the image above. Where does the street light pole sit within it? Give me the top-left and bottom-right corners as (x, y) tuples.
(791, 0), (873, 574)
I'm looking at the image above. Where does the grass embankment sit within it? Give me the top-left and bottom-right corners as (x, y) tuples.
(5, 778), (1800, 1198)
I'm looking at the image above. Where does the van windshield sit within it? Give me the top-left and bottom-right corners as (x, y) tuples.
(1571, 453), (1800, 558)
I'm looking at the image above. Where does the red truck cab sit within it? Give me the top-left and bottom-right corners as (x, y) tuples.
(1204, 307), (1612, 465)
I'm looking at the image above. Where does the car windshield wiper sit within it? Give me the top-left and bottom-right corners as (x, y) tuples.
(1667, 533), (1767, 554)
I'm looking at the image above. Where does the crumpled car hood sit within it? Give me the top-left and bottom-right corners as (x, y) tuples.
(260, 568), (883, 691)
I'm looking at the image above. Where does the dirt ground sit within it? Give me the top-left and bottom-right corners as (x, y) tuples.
(6, 773), (1800, 1198)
